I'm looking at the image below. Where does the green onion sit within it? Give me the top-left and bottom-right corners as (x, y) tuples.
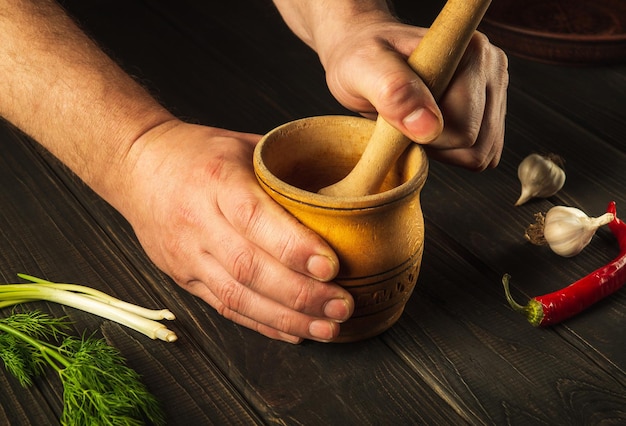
(0, 274), (177, 342)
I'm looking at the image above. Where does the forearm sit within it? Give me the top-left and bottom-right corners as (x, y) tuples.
(0, 0), (175, 208)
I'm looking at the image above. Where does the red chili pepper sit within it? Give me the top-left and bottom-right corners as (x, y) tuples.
(503, 201), (626, 326)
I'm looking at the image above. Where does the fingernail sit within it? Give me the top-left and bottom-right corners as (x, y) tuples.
(306, 254), (337, 282)
(279, 334), (303, 345)
(402, 107), (442, 142)
(309, 320), (335, 341)
(323, 298), (351, 322)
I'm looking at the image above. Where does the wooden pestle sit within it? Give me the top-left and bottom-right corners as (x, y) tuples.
(318, 0), (492, 197)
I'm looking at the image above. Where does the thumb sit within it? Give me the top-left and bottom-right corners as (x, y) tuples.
(362, 58), (443, 143)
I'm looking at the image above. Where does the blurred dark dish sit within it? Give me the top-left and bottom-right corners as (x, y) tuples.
(480, 0), (626, 65)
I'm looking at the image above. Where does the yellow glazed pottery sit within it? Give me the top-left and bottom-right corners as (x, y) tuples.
(253, 116), (428, 342)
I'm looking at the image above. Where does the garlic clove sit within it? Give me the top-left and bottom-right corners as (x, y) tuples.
(541, 206), (614, 257)
(515, 153), (566, 206)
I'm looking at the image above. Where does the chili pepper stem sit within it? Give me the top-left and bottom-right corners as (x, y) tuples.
(502, 274), (544, 327)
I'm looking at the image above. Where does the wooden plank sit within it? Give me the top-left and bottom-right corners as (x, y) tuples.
(0, 364), (61, 426)
(385, 225), (626, 424)
(507, 57), (626, 150)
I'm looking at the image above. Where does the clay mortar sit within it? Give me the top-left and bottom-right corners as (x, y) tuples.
(253, 116), (428, 342)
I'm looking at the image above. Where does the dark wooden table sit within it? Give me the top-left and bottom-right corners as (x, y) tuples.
(2, 1), (625, 424)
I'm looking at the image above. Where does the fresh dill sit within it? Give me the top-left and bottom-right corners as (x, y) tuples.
(0, 310), (165, 425)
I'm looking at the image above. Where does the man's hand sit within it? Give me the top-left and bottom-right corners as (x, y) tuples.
(121, 121), (354, 343)
(274, 1), (509, 171)
(323, 23), (508, 170)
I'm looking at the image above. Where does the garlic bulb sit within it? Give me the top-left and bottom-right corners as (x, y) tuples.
(515, 153), (566, 206)
(526, 206), (614, 257)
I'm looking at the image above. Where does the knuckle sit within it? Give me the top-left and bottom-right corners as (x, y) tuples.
(276, 230), (303, 264)
(470, 32), (496, 67)
(468, 156), (490, 172)
(269, 311), (296, 334)
(203, 151), (230, 183)
(469, 32), (510, 83)
(472, 32), (492, 53)
(465, 143), (495, 171)
(489, 149), (503, 168)
(496, 46), (509, 75)
(232, 195), (262, 234)
(215, 279), (246, 315)
(376, 71), (422, 112)
(487, 42), (510, 89)
(227, 246), (257, 284)
(169, 268), (191, 288)
(497, 53), (510, 89)
(458, 119), (482, 149)
(290, 282), (313, 312)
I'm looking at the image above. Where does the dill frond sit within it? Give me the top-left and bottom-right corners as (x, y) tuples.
(0, 311), (165, 425)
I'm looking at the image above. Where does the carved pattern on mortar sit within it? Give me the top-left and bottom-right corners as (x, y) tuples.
(337, 244), (424, 318)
